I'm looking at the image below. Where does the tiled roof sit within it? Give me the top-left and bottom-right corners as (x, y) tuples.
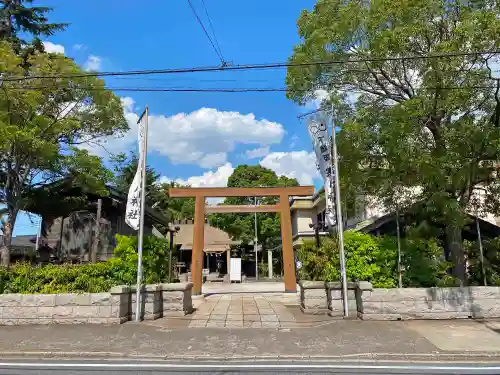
(173, 223), (240, 251)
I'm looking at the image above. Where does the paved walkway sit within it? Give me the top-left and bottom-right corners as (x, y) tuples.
(189, 294), (299, 328)
(202, 281), (291, 295)
(148, 291), (331, 329)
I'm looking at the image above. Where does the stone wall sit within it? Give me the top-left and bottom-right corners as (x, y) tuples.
(0, 282), (194, 325)
(357, 285), (500, 320)
(300, 281), (500, 321)
(0, 285), (130, 325)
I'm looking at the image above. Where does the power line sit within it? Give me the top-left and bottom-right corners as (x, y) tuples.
(14, 86), (290, 92)
(201, 0), (224, 62)
(187, 0), (225, 65)
(9, 84), (500, 93)
(3, 50), (500, 82)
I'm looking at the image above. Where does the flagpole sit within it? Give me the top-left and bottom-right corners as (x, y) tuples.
(135, 107), (149, 322)
(330, 104), (348, 318)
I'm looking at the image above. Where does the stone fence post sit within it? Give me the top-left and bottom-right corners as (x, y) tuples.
(161, 282), (194, 316)
(298, 280), (329, 314)
(109, 285), (130, 323)
(129, 284), (162, 321)
(326, 281), (358, 318)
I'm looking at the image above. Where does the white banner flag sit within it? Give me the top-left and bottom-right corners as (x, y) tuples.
(307, 113), (336, 227)
(125, 111), (147, 230)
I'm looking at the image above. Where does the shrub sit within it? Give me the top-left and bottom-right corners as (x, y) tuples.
(0, 234), (171, 294)
(297, 237), (337, 281)
(297, 231), (450, 288)
(464, 237), (500, 286)
(114, 234), (170, 284)
(401, 236), (451, 287)
(1, 262), (122, 294)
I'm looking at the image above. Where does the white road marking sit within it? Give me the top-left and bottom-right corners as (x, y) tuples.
(0, 362), (498, 371)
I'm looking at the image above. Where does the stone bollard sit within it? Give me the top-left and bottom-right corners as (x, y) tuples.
(129, 284), (162, 321)
(354, 281), (373, 319)
(161, 282), (194, 316)
(298, 280), (329, 314)
(326, 281), (358, 318)
(109, 285), (131, 323)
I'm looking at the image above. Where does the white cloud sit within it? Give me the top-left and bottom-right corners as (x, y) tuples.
(173, 163), (234, 188)
(86, 104), (285, 169)
(84, 55), (102, 71)
(120, 97), (135, 113)
(160, 163), (235, 205)
(260, 151), (319, 185)
(43, 41), (65, 54)
(245, 146), (270, 159)
(198, 153), (227, 168)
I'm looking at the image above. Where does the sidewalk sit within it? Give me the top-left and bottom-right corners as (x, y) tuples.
(1, 320), (500, 360)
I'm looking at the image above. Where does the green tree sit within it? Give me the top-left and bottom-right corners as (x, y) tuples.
(286, 0), (500, 283)
(208, 165), (299, 250)
(0, 41), (127, 266)
(0, 0), (67, 62)
(155, 181), (195, 221)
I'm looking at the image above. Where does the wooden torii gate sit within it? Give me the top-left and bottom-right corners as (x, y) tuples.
(169, 186), (314, 294)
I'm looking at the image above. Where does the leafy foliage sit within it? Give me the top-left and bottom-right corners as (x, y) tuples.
(114, 234), (170, 284)
(0, 41), (127, 265)
(0, 235), (171, 294)
(298, 231), (451, 288)
(0, 0), (67, 54)
(402, 235), (453, 287)
(208, 165), (299, 249)
(155, 181), (196, 221)
(464, 237), (500, 286)
(0, 261), (126, 294)
(286, 0), (500, 282)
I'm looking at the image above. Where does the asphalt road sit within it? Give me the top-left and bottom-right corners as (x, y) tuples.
(0, 359), (500, 375)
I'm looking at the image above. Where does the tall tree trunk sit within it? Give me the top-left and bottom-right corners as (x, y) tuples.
(1, 209), (17, 267)
(445, 223), (466, 285)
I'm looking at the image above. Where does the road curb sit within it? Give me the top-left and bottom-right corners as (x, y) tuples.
(2, 351), (500, 362)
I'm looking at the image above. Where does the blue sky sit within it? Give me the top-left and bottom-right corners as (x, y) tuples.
(14, 0), (325, 236)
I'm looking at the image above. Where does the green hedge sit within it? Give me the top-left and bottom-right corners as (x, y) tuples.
(0, 234), (171, 294)
(298, 231), (453, 288)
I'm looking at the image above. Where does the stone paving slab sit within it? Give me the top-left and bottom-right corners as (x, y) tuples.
(188, 294), (302, 328)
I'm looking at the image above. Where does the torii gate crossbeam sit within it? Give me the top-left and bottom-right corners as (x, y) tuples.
(169, 186), (314, 294)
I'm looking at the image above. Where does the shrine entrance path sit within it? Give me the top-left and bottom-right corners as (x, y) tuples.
(145, 287), (334, 329)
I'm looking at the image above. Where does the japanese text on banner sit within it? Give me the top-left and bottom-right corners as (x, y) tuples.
(307, 113), (336, 227)
(125, 114), (147, 230)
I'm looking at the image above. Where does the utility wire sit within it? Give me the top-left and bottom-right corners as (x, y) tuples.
(201, 0), (224, 62)
(3, 50), (500, 82)
(8, 85), (500, 93)
(187, 0), (225, 65)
